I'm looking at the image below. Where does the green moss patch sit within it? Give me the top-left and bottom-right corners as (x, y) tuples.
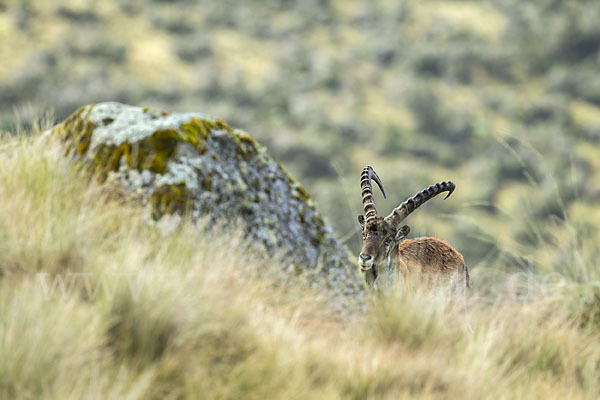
(232, 129), (261, 161)
(150, 184), (192, 220)
(54, 105), (97, 156)
(292, 183), (310, 203)
(181, 117), (213, 140)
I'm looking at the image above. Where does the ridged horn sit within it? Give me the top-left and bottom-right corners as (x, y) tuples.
(360, 166), (386, 225)
(384, 181), (455, 227)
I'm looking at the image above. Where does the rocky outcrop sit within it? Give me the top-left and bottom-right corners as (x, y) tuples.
(50, 102), (363, 301)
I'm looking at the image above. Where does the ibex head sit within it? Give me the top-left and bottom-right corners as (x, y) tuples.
(357, 166), (455, 278)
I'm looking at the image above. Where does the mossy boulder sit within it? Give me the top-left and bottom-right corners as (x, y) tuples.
(50, 102), (362, 301)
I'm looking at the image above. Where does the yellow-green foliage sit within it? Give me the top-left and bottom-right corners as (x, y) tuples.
(1, 129), (599, 399)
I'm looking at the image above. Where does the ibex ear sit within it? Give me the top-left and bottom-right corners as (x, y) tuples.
(395, 225), (410, 242)
(358, 215), (366, 226)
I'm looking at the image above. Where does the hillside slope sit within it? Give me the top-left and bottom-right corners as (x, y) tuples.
(0, 123), (599, 399)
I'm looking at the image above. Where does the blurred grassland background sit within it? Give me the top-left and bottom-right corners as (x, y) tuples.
(1, 0), (600, 279)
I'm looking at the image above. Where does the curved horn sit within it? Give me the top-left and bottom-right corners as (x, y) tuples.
(384, 181), (455, 227)
(360, 166), (386, 225)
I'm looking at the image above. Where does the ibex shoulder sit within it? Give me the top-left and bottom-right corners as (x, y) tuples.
(398, 237), (465, 269)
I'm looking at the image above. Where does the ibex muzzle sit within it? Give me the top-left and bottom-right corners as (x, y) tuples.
(357, 166), (469, 289)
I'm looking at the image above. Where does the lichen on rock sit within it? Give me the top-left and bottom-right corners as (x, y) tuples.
(51, 102), (363, 304)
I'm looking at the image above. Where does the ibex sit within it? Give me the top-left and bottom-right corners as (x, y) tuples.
(358, 166), (470, 291)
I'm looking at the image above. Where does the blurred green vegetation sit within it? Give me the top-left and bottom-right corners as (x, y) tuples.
(1, 0), (600, 274)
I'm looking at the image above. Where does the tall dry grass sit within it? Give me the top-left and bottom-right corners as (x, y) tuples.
(0, 126), (598, 399)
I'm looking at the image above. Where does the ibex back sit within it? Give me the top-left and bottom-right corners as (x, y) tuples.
(357, 166), (470, 290)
